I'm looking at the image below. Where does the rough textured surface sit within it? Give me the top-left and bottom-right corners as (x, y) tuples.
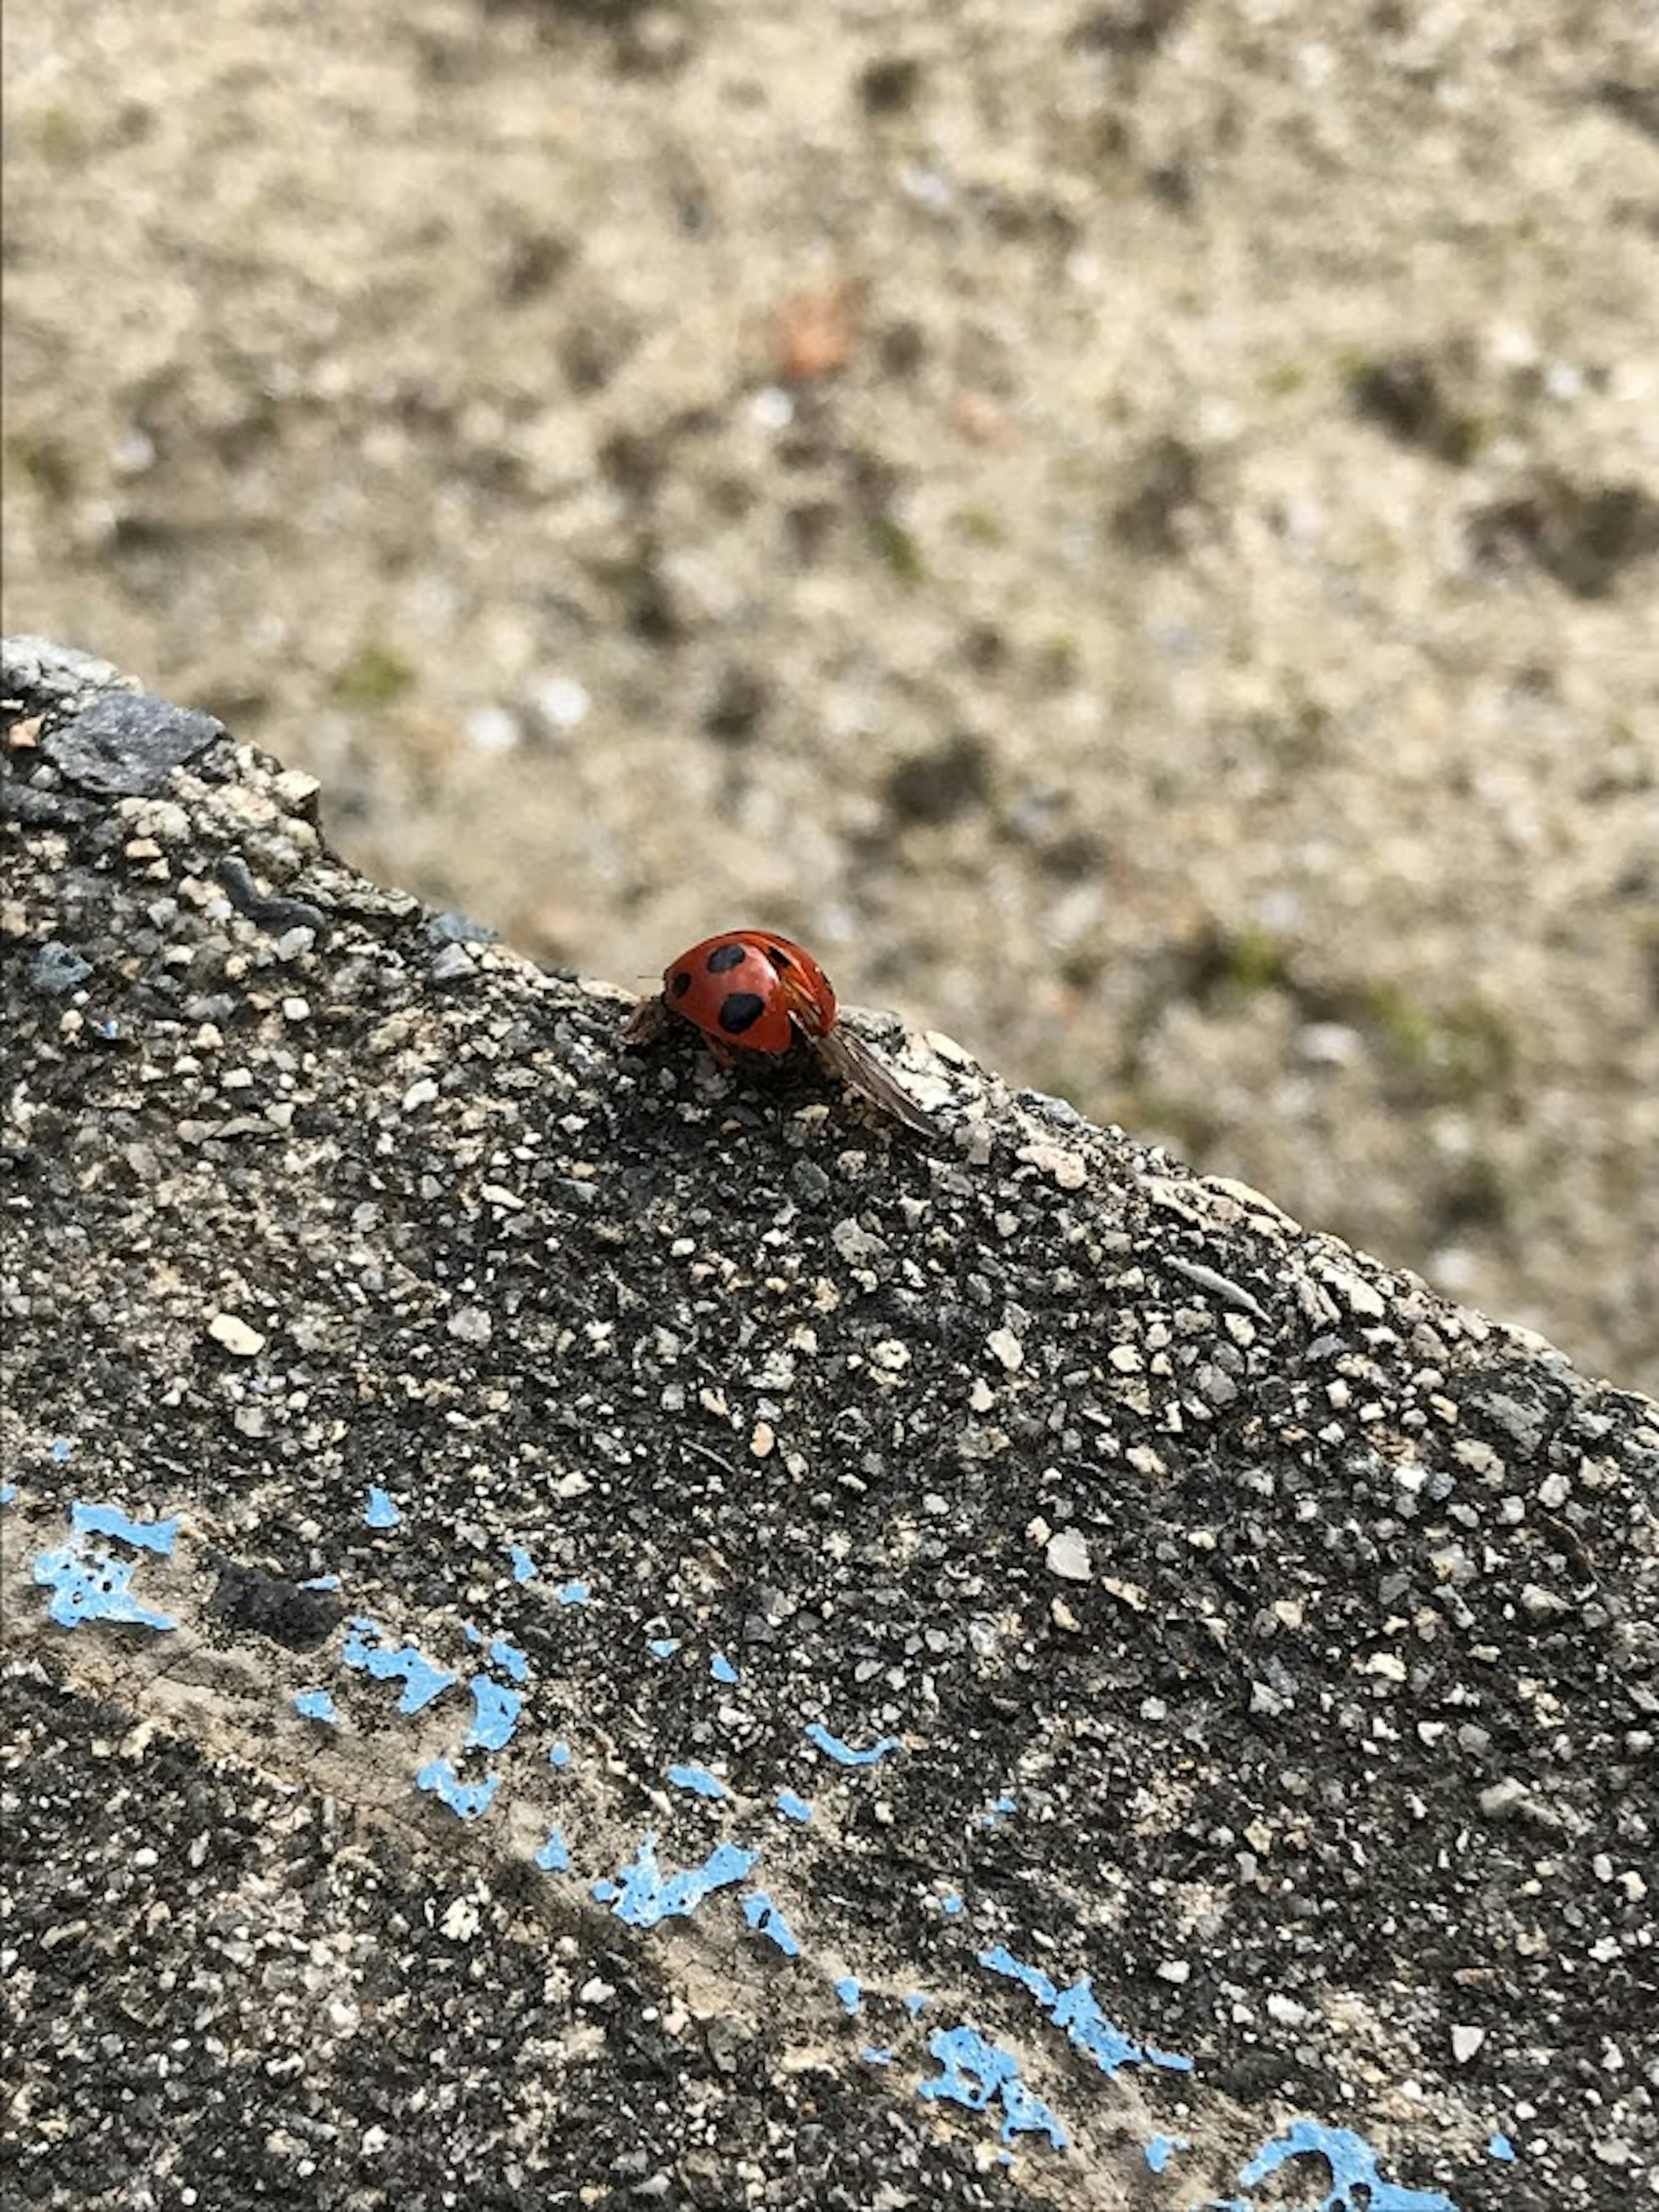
(3, 640), (1656, 2211)
(5, 1), (1658, 1394)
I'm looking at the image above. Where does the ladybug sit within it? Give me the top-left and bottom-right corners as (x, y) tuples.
(622, 929), (938, 1135)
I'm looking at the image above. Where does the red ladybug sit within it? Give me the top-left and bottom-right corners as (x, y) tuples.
(623, 929), (937, 1135)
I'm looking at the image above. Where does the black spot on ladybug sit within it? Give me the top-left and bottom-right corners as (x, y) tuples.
(762, 942), (794, 972)
(706, 941), (749, 974)
(718, 991), (767, 1035)
(670, 970), (693, 999)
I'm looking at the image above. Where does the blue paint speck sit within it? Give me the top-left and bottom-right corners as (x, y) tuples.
(51, 1439), (72, 1462)
(549, 1741), (572, 1770)
(919, 2024), (1066, 2150)
(488, 1635), (528, 1682)
(593, 1833), (758, 1928)
(805, 1722), (902, 1767)
(1145, 2134), (1188, 2173)
(510, 1544), (537, 1583)
(668, 1762), (726, 1800)
(1487, 2133), (1515, 2163)
(299, 1573), (341, 1590)
(465, 1676), (523, 1751)
(556, 1579), (590, 1606)
(71, 1502), (178, 1554)
(0, 1483), (16, 1506)
(905, 1992), (929, 2018)
(983, 1793), (1017, 1821)
(294, 1689), (338, 1723)
(978, 1945), (1192, 2077)
(775, 1788), (813, 1824)
(940, 1893), (964, 1916)
(744, 1891), (802, 1958)
(648, 1637), (681, 1659)
(711, 1652), (739, 1684)
(342, 1618), (457, 1713)
(1238, 2121), (1459, 2212)
(33, 1542), (176, 1632)
(835, 1976), (862, 2014)
(861, 2047), (893, 2066)
(416, 1760), (499, 1821)
(535, 1827), (571, 1874)
(365, 1485), (401, 1529)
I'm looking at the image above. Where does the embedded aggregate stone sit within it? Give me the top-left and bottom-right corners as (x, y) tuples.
(1, 638), (1656, 2211)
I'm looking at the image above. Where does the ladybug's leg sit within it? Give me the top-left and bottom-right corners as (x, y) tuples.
(620, 995), (671, 1048)
(810, 1028), (939, 1138)
(703, 1037), (738, 1071)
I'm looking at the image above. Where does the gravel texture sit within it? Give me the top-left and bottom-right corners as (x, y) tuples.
(3, 2), (1657, 1395)
(3, 641), (1656, 2209)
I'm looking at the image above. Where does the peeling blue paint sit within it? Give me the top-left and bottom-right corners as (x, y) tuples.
(668, 1762), (726, 1800)
(510, 1544), (537, 1583)
(861, 2047), (893, 2066)
(0, 1483), (16, 1506)
(465, 1676), (523, 1751)
(300, 1573), (341, 1590)
(982, 1793), (1018, 1822)
(342, 1618), (457, 1713)
(1487, 2133), (1515, 2163)
(744, 1891), (802, 1958)
(648, 1637), (681, 1659)
(556, 1579), (590, 1606)
(919, 2024), (1066, 2150)
(51, 1438), (72, 1462)
(71, 1502), (178, 1553)
(549, 1741), (572, 1770)
(977, 1945), (1192, 2078)
(805, 1722), (902, 1767)
(940, 1893), (964, 1916)
(905, 1992), (929, 2018)
(488, 1635), (528, 1682)
(33, 1541), (176, 1632)
(1146, 2133), (1188, 2172)
(711, 1652), (739, 1684)
(592, 1833), (758, 1928)
(1233, 2121), (1459, 2211)
(775, 1788), (813, 1824)
(535, 1827), (571, 1874)
(835, 1976), (861, 2013)
(294, 1689), (338, 1722)
(365, 1485), (401, 1529)
(416, 1760), (499, 1821)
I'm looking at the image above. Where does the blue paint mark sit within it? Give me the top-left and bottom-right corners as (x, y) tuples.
(71, 1502), (178, 1554)
(33, 1542), (176, 1632)
(1487, 2133), (1515, 2163)
(365, 1485), (401, 1529)
(978, 1945), (1192, 2077)
(592, 1833), (758, 1928)
(294, 1689), (338, 1722)
(861, 2047), (893, 2066)
(556, 1579), (590, 1606)
(342, 1618), (457, 1713)
(300, 1573), (341, 1590)
(744, 1892), (802, 1958)
(0, 1483), (16, 1506)
(99, 1018), (121, 1039)
(775, 1788), (813, 1824)
(416, 1760), (500, 1821)
(51, 1438), (72, 1462)
(549, 1741), (572, 1770)
(648, 1637), (681, 1659)
(905, 1992), (929, 2018)
(835, 1976), (862, 2014)
(1237, 2121), (1459, 2211)
(919, 2024), (1066, 2150)
(805, 1722), (902, 1767)
(940, 1893), (964, 1916)
(535, 1827), (571, 1874)
(983, 1792), (1018, 1821)
(465, 1676), (523, 1751)
(489, 1635), (528, 1682)
(668, 1762), (726, 1800)
(1146, 2134), (1188, 2173)
(510, 1544), (537, 1583)
(711, 1652), (739, 1684)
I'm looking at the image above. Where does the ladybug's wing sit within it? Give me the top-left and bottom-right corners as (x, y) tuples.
(810, 1027), (940, 1138)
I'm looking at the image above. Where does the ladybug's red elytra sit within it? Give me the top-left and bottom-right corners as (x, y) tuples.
(623, 929), (938, 1135)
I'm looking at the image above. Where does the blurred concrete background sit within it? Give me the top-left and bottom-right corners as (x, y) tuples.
(4, 0), (1656, 1389)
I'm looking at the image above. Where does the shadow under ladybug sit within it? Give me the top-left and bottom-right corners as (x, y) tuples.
(622, 930), (939, 1138)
